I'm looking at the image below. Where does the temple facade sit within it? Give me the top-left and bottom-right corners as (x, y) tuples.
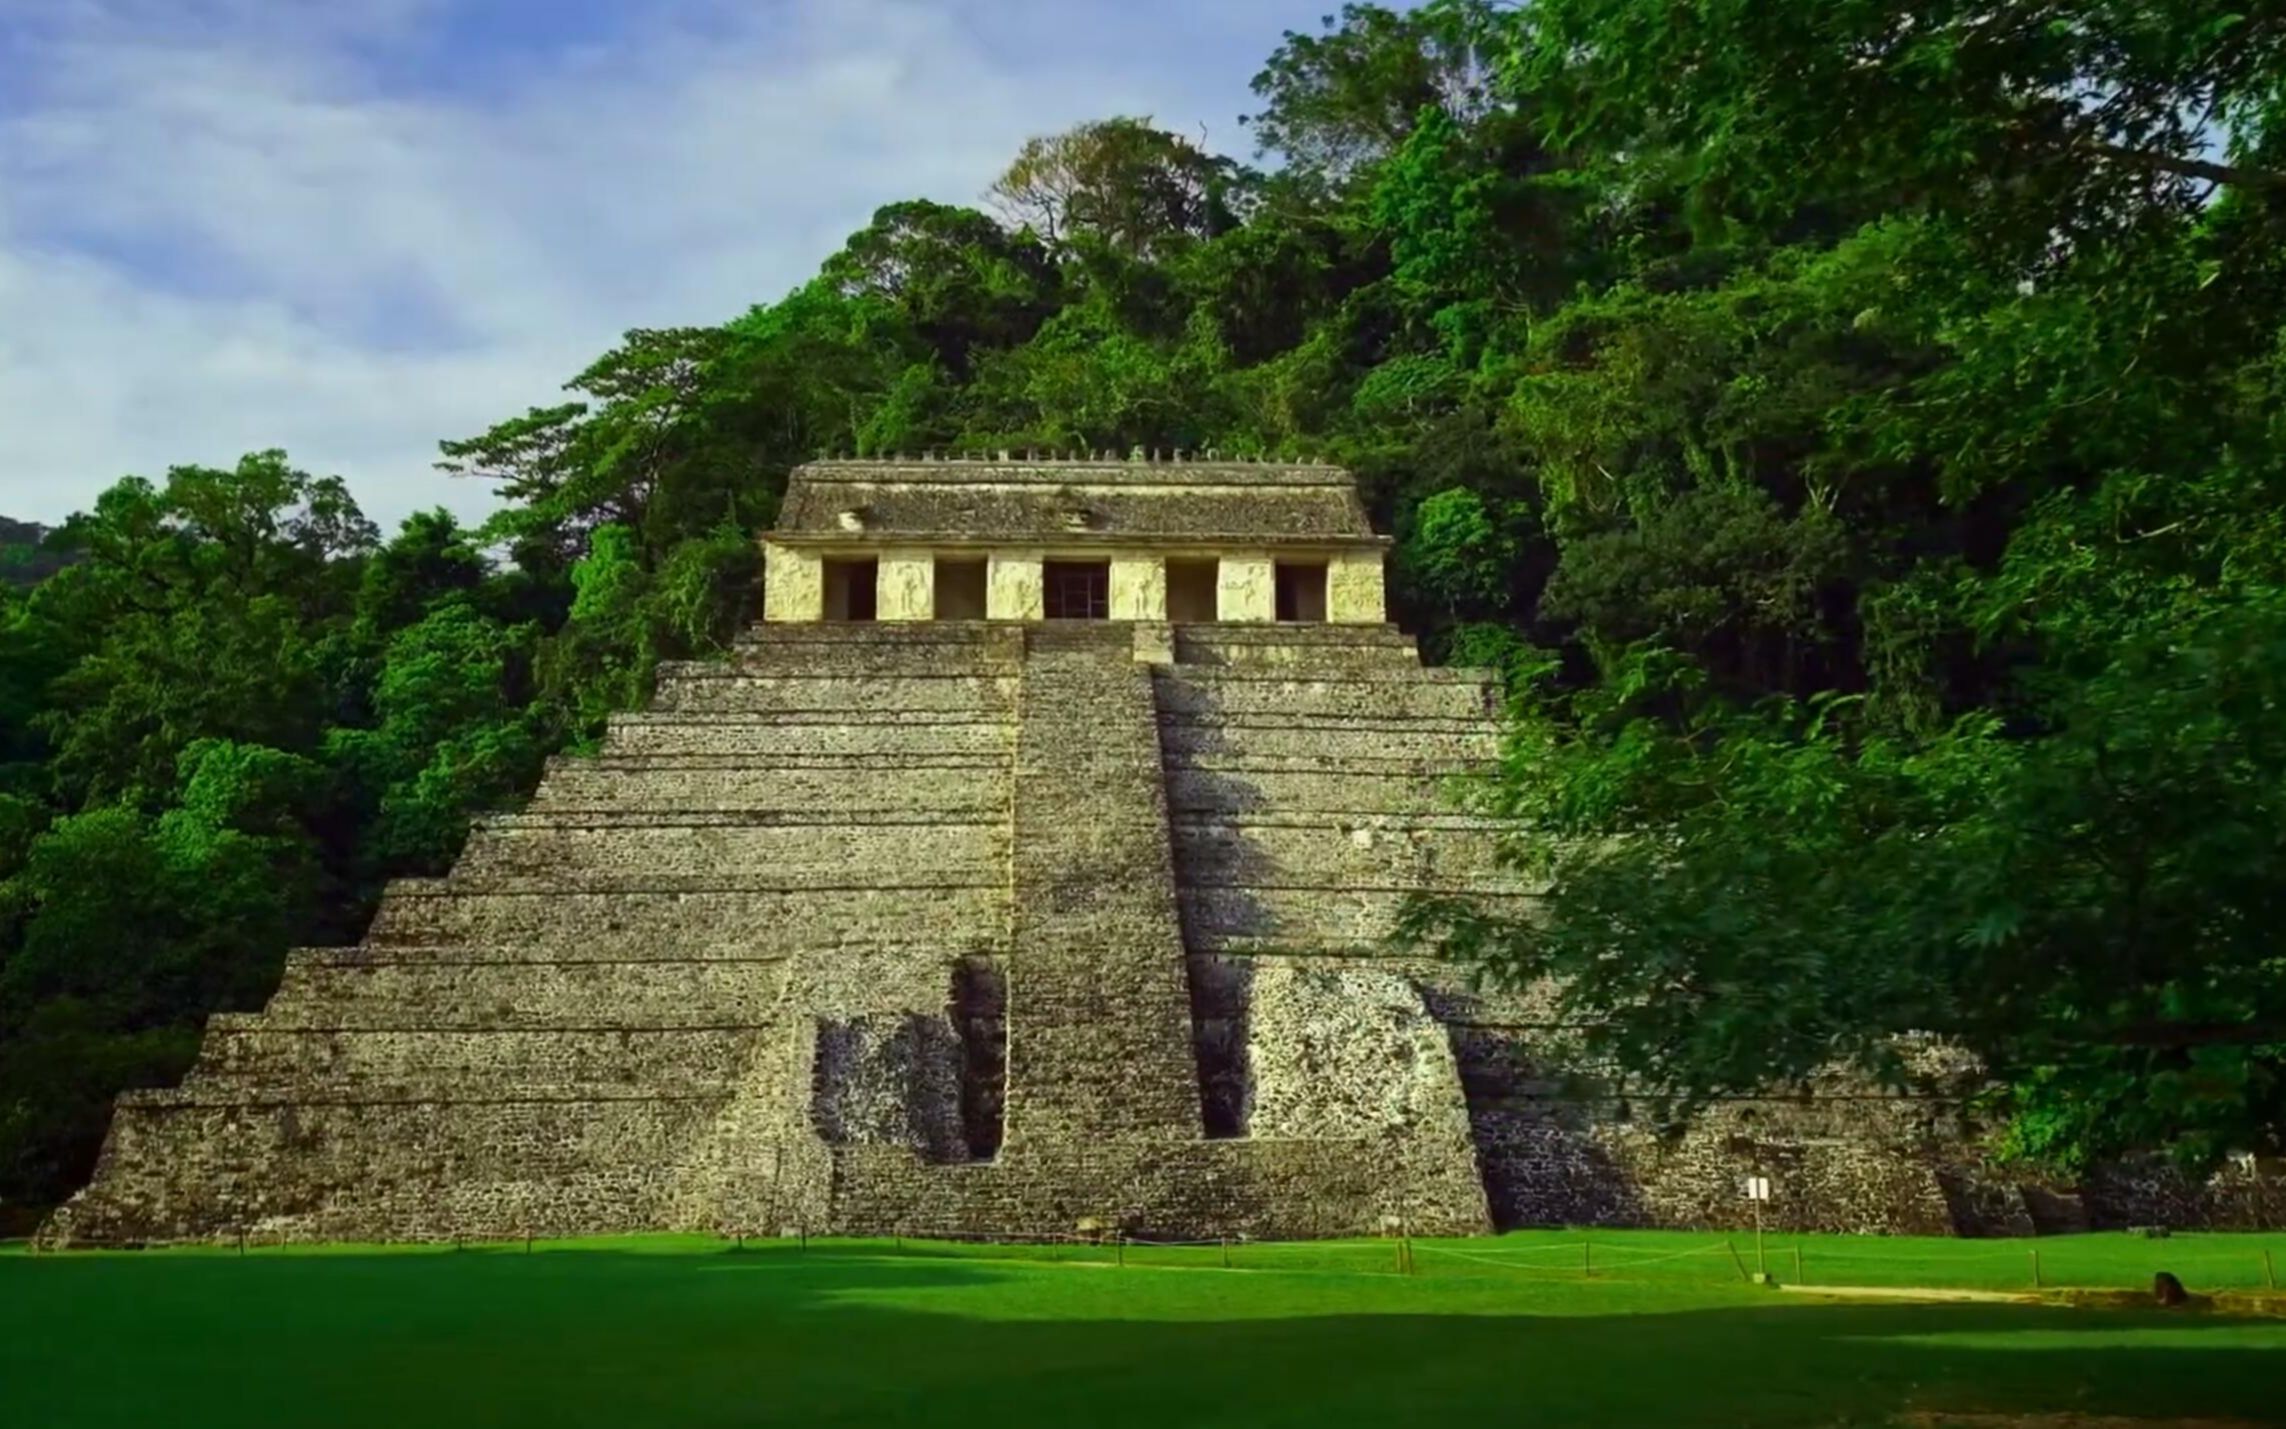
(759, 456), (1392, 627)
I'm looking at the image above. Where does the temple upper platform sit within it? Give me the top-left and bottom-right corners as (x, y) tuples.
(761, 455), (1389, 625)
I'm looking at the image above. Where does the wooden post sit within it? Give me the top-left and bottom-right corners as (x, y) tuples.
(2030, 1247), (2042, 1288)
(1752, 1195), (1768, 1282)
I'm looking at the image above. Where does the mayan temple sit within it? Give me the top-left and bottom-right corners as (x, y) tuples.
(42, 455), (2247, 1248)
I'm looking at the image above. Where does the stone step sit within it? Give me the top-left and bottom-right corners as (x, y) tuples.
(718, 646), (1021, 679)
(543, 752), (1007, 771)
(255, 958), (790, 1029)
(1174, 621), (1416, 645)
(527, 762), (1005, 815)
(608, 709), (1014, 726)
(366, 883), (1009, 952)
(1172, 623), (1423, 670)
(470, 810), (1007, 834)
(651, 671), (1018, 717)
(1154, 675), (1496, 721)
(120, 1081), (733, 1110)
(1179, 886), (1543, 951)
(735, 620), (1013, 649)
(1172, 817), (1522, 892)
(1172, 752), (1499, 776)
(1160, 664), (1494, 687)
(183, 1027), (768, 1096)
(282, 940), (988, 967)
(600, 716), (1012, 759)
(454, 819), (1006, 886)
(1023, 622), (1136, 655)
(1165, 766), (1476, 816)
(1160, 721), (1500, 763)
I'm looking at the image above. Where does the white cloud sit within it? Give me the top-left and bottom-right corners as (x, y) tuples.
(0, 0), (1310, 529)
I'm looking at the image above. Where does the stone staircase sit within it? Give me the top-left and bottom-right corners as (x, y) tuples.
(1003, 625), (1199, 1146)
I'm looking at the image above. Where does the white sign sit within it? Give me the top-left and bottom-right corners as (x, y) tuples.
(1742, 1176), (1772, 1202)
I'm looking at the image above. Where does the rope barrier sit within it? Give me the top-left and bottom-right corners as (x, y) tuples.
(26, 1225), (2286, 1295)
(1409, 1239), (1596, 1263)
(1414, 1240), (1734, 1274)
(1794, 1243), (2044, 1262)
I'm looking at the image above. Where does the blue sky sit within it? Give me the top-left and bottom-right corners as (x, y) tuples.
(0, 0), (1335, 527)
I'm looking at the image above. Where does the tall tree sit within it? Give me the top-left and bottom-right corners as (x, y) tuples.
(1244, 0), (1510, 184)
(1405, 0), (2286, 1174)
(989, 118), (1244, 259)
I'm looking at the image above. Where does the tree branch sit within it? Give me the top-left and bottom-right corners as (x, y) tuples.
(2084, 141), (2286, 192)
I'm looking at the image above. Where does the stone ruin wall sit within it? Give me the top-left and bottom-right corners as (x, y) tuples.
(37, 620), (2268, 1248)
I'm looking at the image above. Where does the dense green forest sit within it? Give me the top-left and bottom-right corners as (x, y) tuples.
(2, 0), (2281, 1219)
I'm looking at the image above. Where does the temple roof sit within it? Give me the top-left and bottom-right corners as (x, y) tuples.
(770, 457), (1383, 547)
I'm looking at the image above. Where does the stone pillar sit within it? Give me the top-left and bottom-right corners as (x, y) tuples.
(761, 541), (822, 622)
(1217, 552), (1275, 624)
(987, 550), (1044, 621)
(876, 549), (935, 622)
(1109, 554), (1167, 622)
(1328, 549), (1387, 625)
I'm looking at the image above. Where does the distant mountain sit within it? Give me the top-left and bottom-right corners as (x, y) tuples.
(0, 518), (73, 588)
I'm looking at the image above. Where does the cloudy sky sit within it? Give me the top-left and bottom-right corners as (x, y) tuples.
(0, 0), (1330, 529)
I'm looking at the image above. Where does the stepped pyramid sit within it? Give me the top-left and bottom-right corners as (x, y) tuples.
(44, 458), (2044, 1246)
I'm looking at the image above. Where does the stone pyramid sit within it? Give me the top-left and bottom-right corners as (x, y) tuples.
(45, 459), (2018, 1246)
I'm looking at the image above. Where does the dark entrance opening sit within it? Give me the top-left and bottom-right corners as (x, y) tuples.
(1274, 560), (1328, 623)
(1166, 558), (1218, 622)
(824, 557), (877, 621)
(1043, 560), (1110, 620)
(934, 558), (987, 620)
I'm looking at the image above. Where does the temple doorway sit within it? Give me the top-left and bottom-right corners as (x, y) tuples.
(1043, 560), (1110, 620)
(823, 558), (878, 621)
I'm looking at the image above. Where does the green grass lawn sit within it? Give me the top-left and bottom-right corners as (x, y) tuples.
(6, 1231), (2284, 1427)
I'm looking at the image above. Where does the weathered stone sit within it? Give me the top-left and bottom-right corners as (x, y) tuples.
(759, 542), (822, 622)
(986, 550), (1044, 621)
(1326, 548), (1387, 624)
(1108, 555), (1166, 622)
(875, 549), (934, 622)
(1216, 552), (1275, 624)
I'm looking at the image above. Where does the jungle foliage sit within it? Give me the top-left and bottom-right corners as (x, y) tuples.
(1, 0), (2281, 1213)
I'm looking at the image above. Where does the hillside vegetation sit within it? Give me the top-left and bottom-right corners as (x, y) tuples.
(3, 0), (2282, 1216)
